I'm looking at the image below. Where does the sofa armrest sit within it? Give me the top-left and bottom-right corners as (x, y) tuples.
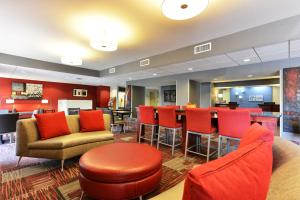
(103, 114), (111, 131)
(16, 118), (40, 156)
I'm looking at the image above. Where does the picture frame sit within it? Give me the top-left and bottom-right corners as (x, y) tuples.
(73, 89), (88, 97)
(11, 82), (43, 100)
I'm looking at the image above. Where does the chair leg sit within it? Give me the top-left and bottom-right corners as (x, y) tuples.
(184, 132), (189, 159)
(139, 123), (143, 144)
(218, 136), (222, 158)
(171, 128), (176, 156)
(157, 126), (161, 150)
(61, 160), (64, 172)
(150, 125), (154, 146)
(16, 156), (22, 167)
(80, 191), (84, 200)
(207, 135), (211, 162)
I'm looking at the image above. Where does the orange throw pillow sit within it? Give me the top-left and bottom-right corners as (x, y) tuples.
(35, 112), (70, 140)
(183, 140), (273, 200)
(79, 110), (105, 132)
(239, 123), (274, 149)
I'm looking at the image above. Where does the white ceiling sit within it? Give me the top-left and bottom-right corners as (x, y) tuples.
(2, 39), (299, 87)
(1, 0), (300, 70)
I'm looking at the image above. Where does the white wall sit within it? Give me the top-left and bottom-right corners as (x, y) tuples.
(110, 86), (118, 98)
(272, 86), (280, 104)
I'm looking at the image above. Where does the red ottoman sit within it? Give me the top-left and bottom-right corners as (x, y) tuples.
(79, 143), (162, 200)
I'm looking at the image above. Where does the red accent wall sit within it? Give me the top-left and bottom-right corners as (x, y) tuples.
(0, 77), (110, 112)
(97, 86), (110, 108)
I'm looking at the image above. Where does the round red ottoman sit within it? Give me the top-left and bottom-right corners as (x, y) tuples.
(79, 143), (162, 200)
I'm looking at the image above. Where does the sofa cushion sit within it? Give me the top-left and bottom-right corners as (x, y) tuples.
(266, 137), (300, 200)
(183, 140), (273, 200)
(28, 131), (113, 149)
(34, 112), (70, 140)
(239, 123), (274, 149)
(80, 110), (105, 132)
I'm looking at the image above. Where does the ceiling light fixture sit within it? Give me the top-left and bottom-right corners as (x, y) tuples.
(162, 0), (209, 20)
(243, 58), (251, 62)
(188, 67), (193, 71)
(61, 56), (82, 66)
(153, 73), (158, 76)
(90, 29), (118, 52)
(247, 74), (254, 78)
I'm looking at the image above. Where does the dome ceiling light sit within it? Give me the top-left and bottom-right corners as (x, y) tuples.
(162, 0), (209, 20)
(90, 29), (118, 52)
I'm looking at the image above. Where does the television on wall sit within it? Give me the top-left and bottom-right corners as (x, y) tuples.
(11, 82), (43, 100)
(164, 90), (176, 102)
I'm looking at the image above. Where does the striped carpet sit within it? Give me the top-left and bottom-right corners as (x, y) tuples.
(0, 131), (210, 200)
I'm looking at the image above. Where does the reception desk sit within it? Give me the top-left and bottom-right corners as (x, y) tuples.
(258, 104), (280, 112)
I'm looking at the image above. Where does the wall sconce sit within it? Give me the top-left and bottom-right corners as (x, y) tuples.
(6, 99), (14, 104)
(41, 99), (49, 104)
(238, 95), (243, 99)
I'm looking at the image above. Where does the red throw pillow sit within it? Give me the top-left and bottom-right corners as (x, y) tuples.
(79, 110), (105, 132)
(239, 123), (274, 149)
(183, 140), (273, 200)
(35, 112), (70, 140)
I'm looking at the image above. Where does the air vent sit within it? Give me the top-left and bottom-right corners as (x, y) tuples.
(109, 67), (116, 74)
(194, 42), (212, 54)
(140, 59), (150, 67)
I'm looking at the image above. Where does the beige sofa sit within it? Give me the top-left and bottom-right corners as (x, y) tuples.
(151, 137), (300, 200)
(16, 114), (114, 171)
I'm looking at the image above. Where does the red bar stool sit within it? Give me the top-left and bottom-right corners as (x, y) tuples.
(185, 108), (216, 162)
(217, 110), (251, 157)
(138, 106), (158, 146)
(157, 107), (182, 156)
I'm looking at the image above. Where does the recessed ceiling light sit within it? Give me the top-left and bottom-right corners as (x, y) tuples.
(162, 0), (209, 20)
(247, 74), (254, 78)
(61, 56), (82, 66)
(188, 67), (193, 71)
(128, 77), (132, 80)
(153, 73), (158, 76)
(76, 77), (83, 80)
(213, 78), (218, 81)
(243, 58), (251, 62)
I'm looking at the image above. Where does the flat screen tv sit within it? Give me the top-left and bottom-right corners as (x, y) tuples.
(11, 82), (43, 100)
(164, 90), (176, 102)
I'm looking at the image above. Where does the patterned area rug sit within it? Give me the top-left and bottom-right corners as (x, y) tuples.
(0, 132), (209, 200)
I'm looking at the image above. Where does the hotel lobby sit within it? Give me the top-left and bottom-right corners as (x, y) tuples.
(1, 0), (300, 199)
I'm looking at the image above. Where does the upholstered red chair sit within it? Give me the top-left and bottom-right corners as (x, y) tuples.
(217, 110), (251, 157)
(157, 106), (182, 155)
(185, 108), (216, 162)
(138, 106), (158, 146)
